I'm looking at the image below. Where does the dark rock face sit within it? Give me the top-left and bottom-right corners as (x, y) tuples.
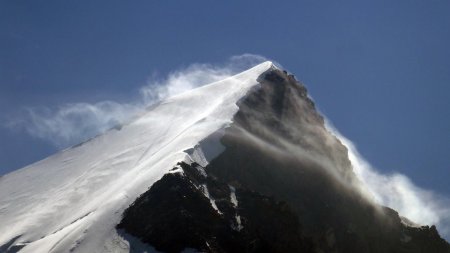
(117, 162), (313, 253)
(118, 68), (450, 253)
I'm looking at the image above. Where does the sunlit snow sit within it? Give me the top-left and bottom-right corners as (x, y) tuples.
(0, 62), (273, 253)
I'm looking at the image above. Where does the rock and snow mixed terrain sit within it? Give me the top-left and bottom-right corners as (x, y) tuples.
(0, 61), (449, 253)
(0, 62), (272, 252)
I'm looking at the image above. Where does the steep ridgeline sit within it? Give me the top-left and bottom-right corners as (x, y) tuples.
(118, 68), (450, 253)
(0, 62), (448, 253)
(0, 62), (274, 253)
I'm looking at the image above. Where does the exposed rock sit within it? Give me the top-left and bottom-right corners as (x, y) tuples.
(118, 68), (450, 253)
(118, 162), (313, 253)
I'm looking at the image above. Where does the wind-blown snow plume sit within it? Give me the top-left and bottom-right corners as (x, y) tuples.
(10, 101), (141, 147)
(140, 54), (271, 103)
(5, 54), (268, 147)
(139, 64), (231, 103)
(325, 121), (450, 239)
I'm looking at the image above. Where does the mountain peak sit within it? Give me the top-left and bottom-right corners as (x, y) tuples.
(0, 61), (275, 252)
(1, 62), (449, 253)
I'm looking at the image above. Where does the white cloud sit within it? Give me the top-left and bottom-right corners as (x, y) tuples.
(325, 120), (450, 239)
(140, 53), (269, 103)
(5, 54), (268, 147)
(139, 63), (232, 103)
(16, 101), (141, 147)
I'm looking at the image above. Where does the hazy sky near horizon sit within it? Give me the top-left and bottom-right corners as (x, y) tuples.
(1, 0), (449, 201)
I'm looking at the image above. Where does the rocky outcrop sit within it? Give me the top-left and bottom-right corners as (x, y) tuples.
(118, 68), (450, 253)
(117, 162), (314, 253)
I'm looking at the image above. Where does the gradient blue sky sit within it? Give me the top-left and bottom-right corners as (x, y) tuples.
(0, 0), (449, 200)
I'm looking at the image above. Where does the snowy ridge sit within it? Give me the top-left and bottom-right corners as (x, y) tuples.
(0, 61), (273, 253)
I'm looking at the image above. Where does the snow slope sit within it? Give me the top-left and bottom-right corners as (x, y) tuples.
(0, 61), (274, 253)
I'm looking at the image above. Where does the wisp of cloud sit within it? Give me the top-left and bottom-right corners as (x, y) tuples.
(325, 121), (450, 239)
(5, 54), (269, 148)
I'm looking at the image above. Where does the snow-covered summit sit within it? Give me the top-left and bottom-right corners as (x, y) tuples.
(2, 60), (449, 253)
(0, 61), (273, 252)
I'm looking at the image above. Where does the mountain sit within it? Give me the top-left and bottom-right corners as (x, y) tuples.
(0, 62), (449, 253)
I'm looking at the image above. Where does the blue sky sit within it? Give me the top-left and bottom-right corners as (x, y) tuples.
(1, 0), (449, 200)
